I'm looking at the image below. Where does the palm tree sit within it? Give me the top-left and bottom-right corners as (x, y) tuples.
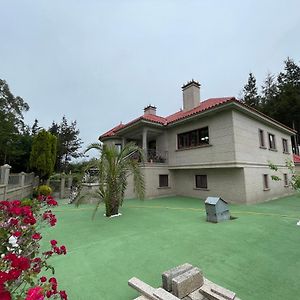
(76, 142), (145, 217)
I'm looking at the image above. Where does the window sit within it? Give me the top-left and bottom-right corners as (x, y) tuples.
(258, 129), (265, 148)
(177, 127), (209, 149)
(283, 174), (288, 186)
(159, 175), (169, 187)
(268, 133), (276, 150)
(195, 175), (207, 189)
(282, 138), (289, 153)
(115, 143), (122, 153)
(263, 174), (269, 190)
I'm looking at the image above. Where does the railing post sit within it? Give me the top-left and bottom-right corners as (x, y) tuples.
(20, 172), (25, 199)
(1, 164), (11, 200)
(0, 164), (11, 186)
(60, 173), (66, 199)
(142, 128), (148, 162)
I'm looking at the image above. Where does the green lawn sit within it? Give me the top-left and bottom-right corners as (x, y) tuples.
(42, 195), (300, 300)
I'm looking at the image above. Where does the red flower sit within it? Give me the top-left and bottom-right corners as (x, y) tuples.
(32, 233), (42, 240)
(47, 199), (58, 206)
(12, 231), (22, 237)
(46, 290), (52, 298)
(11, 256), (30, 271)
(0, 271), (9, 284)
(11, 200), (21, 206)
(60, 245), (67, 255)
(8, 269), (22, 281)
(10, 206), (22, 215)
(4, 253), (17, 263)
(59, 290), (68, 300)
(25, 286), (44, 300)
(40, 276), (47, 283)
(23, 215), (36, 225)
(0, 289), (12, 300)
(22, 206), (33, 217)
(9, 218), (18, 226)
(50, 240), (57, 246)
(49, 277), (57, 285)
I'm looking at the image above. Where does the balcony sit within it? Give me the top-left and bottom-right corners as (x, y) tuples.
(146, 149), (168, 164)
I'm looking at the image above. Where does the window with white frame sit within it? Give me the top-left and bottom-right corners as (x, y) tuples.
(268, 133), (276, 150)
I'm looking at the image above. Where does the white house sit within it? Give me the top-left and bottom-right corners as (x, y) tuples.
(99, 80), (296, 204)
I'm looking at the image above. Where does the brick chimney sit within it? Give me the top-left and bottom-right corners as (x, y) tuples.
(144, 105), (157, 115)
(182, 79), (200, 111)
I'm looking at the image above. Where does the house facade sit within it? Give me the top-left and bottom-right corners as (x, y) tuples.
(99, 80), (297, 204)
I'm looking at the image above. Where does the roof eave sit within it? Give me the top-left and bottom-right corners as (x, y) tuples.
(168, 100), (296, 135)
(116, 119), (165, 135)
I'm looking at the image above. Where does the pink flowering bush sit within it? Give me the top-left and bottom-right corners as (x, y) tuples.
(0, 195), (67, 300)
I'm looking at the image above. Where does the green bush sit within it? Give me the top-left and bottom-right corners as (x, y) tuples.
(37, 185), (52, 196)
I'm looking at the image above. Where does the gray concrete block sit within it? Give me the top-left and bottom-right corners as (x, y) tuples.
(162, 263), (194, 292)
(172, 267), (204, 298)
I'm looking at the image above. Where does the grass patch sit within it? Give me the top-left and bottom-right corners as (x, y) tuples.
(42, 195), (300, 300)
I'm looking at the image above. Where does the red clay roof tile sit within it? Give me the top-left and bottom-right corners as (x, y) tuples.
(100, 97), (232, 139)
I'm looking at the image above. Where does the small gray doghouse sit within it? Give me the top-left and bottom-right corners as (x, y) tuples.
(205, 197), (230, 223)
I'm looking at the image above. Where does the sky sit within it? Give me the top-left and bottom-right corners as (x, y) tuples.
(1, 0), (300, 159)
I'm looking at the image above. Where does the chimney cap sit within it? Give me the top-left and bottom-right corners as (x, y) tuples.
(181, 79), (201, 90)
(144, 104), (157, 111)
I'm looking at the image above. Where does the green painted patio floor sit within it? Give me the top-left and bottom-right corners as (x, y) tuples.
(42, 195), (300, 300)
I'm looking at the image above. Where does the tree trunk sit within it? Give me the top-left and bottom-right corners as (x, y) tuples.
(106, 196), (119, 217)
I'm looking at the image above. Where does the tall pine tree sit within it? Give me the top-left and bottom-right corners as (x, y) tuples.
(49, 116), (83, 172)
(241, 73), (260, 108)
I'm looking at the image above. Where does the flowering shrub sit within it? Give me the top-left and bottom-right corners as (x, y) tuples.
(0, 195), (67, 300)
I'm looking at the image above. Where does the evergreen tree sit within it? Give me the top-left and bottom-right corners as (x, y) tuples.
(29, 130), (57, 181)
(0, 79), (30, 164)
(274, 58), (300, 153)
(31, 119), (42, 135)
(49, 117), (83, 172)
(241, 73), (260, 108)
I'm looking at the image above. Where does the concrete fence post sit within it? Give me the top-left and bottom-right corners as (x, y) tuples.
(20, 172), (25, 199)
(60, 173), (66, 199)
(0, 164), (11, 185)
(1, 164), (11, 200)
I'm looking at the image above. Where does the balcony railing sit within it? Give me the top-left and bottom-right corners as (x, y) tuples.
(146, 149), (168, 164)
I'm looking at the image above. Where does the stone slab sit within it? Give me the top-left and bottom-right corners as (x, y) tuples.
(128, 277), (157, 300)
(172, 267), (204, 298)
(162, 263), (194, 292)
(153, 288), (181, 300)
(200, 279), (236, 300)
(134, 296), (152, 300)
(188, 289), (209, 300)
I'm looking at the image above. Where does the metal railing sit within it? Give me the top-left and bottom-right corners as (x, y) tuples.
(146, 149), (168, 163)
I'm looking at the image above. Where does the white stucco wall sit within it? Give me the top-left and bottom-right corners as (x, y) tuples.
(167, 110), (236, 167)
(232, 110), (293, 165)
(243, 166), (294, 204)
(173, 168), (246, 203)
(124, 166), (175, 199)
